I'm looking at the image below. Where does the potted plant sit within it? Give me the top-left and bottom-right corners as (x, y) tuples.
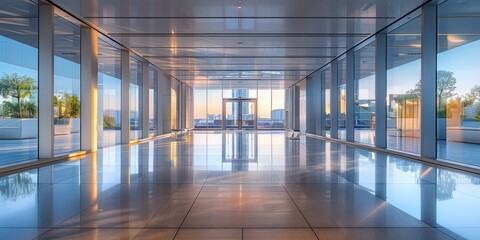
(0, 73), (37, 139)
(54, 93), (80, 135)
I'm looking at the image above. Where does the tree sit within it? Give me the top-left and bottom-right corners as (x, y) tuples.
(446, 96), (462, 118)
(54, 93), (80, 119)
(53, 95), (64, 118)
(0, 73), (37, 118)
(394, 81), (421, 105)
(103, 115), (117, 129)
(469, 85), (480, 100)
(1, 101), (20, 118)
(437, 70), (457, 107)
(64, 94), (80, 118)
(462, 96), (475, 108)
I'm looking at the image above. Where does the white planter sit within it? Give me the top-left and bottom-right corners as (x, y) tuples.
(54, 118), (72, 135)
(0, 118), (37, 139)
(71, 118), (80, 133)
(447, 127), (480, 144)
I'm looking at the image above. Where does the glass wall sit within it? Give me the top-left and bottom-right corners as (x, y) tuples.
(171, 80), (177, 130)
(386, 17), (422, 154)
(192, 86), (284, 129)
(53, 15), (81, 156)
(207, 84), (222, 128)
(98, 40), (122, 148)
(193, 87), (207, 128)
(258, 88), (272, 129)
(322, 67), (331, 137)
(271, 89), (285, 128)
(437, 0), (480, 167)
(354, 42), (376, 145)
(0, 2), (38, 165)
(148, 66), (158, 136)
(338, 58), (347, 140)
(129, 58), (142, 140)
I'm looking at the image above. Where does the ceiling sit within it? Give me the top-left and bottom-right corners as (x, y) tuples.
(49, 0), (428, 89)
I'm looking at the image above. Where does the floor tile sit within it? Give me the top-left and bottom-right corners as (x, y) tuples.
(313, 227), (453, 240)
(243, 228), (318, 240)
(36, 227), (142, 240)
(134, 228), (178, 240)
(175, 229), (241, 240)
(183, 211), (309, 228)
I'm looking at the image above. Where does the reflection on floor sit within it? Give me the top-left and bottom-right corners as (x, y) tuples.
(0, 131), (478, 239)
(0, 130), (142, 166)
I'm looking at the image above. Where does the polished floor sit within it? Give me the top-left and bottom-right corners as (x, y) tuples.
(0, 131), (478, 239)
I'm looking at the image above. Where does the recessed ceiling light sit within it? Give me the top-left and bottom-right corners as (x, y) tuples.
(236, 1), (243, 9)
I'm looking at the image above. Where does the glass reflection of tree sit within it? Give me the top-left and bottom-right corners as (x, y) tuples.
(393, 159), (421, 182)
(437, 169), (457, 201)
(0, 173), (36, 201)
(468, 175), (480, 185)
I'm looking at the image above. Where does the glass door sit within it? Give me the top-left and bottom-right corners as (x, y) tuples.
(241, 100), (255, 129)
(223, 99), (257, 130)
(224, 101), (240, 129)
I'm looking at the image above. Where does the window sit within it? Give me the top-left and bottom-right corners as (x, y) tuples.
(354, 42), (376, 145)
(98, 39), (122, 148)
(386, 17), (422, 154)
(258, 88), (272, 129)
(322, 67), (332, 137)
(271, 89), (285, 128)
(338, 58), (347, 140)
(437, 0), (480, 167)
(53, 15), (81, 156)
(193, 87), (207, 128)
(130, 57), (142, 140)
(171, 79), (177, 130)
(0, 2), (38, 165)
(148, 66), (158, 136)
(207, 84), (222, 129)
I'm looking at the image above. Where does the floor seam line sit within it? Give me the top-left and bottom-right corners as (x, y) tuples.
(171, 171), (210, 239)
(272, 169), (320, 240)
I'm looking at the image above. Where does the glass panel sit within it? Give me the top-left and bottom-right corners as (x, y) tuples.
(299, 81), (306, 132)
(98, 39), (121, 148)
(129, 58), (142, 140)
(322, 67), (331, 137)
(241, 101), (255, 129)
(0, 2), (38, 165)
(207, 86), (222, 128)
(386, 17), (422, 154)
(176, 81), (182, 128)
(257, 89), (272, 129)
(437, 0), (480, 167)
(271, 89), (285, 128)
(225, 101), (239, 129)
(170, 80), (177, 130)
(53, 15), (81, 156)
(354, 41), (376, 145)
(148, 67), (158, 136)
(338, 58), (347, 140)
(194, 87), (207, 128)
(223, 88), (257, 99)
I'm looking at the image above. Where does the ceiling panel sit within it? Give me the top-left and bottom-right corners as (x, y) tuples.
(49, 0), (429, 88)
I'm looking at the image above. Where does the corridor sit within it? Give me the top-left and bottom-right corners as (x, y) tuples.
(0, 131), (476, 239)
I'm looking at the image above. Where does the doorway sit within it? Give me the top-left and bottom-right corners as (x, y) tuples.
(223, 99), (257, 130)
